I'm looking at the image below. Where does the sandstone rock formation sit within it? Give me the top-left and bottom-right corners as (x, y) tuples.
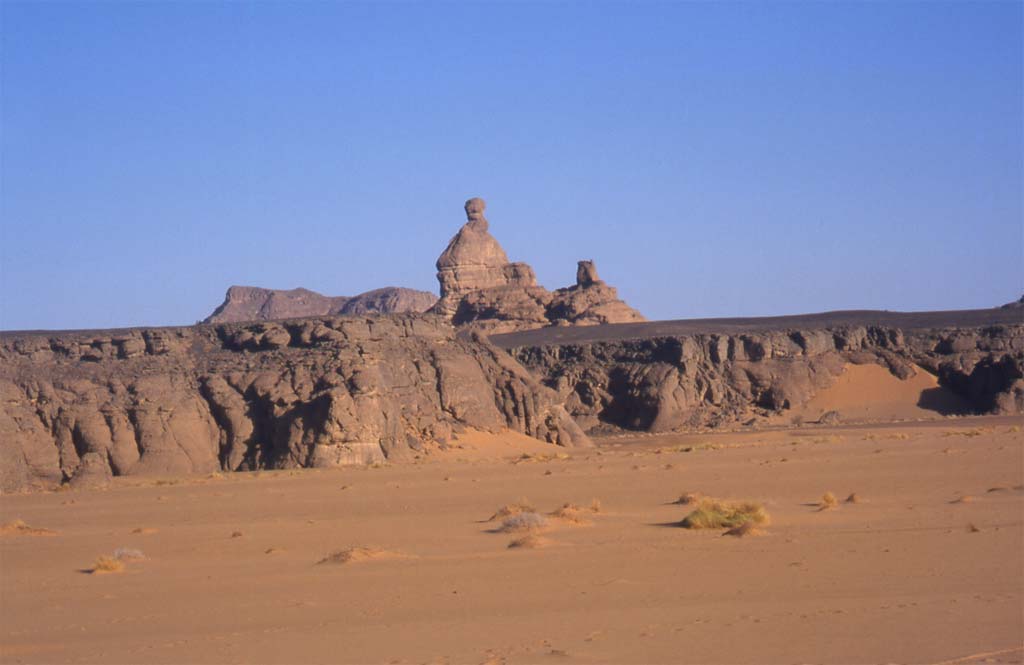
(432, 198), (540, 318)
(204, 286), (436, 324)
(0, 316), (590, 493)
(546, 261), (646, 327)
(432, 198), (644, 332)
(496, 314), (1024, 433)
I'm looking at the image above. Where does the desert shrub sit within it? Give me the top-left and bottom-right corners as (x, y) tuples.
(674, 492), (702, 505)
(487, 498), (536, 522)
(316, 547), (404, 565)
(679, 499), (769, 529)
(0, 519), (56, 536)
(819, 410), (842, 425)
(548, 503), (590, 525)
(497, 512), (548, 533)
(113, 547), (145, 561)
(92, 556), (124, 574)
(820, 492), (838, 510)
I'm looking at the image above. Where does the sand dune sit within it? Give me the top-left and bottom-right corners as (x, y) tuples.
(1, 416), (1020, 664)
(789, 362), (971, 423)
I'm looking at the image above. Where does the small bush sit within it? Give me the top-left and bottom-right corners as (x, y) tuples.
(487, 498), (536, 522)
(0, 519), (56, 536)
(91, 556), (124, 574)
(548, 503), (590, 525)
(497, 512), (548, 533)
(820, 492), (838, 510)
(818, 410), (842, 425)
(674, 492), (702, 505)
(679, 499), (769, 529)
(316, 547), (403, 565)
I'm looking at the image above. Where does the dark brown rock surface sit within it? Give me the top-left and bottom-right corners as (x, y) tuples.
(0, 316), (589, 493)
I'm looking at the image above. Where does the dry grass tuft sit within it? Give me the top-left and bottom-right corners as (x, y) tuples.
(722, 522), (762, 538)
(674, 491), (702, 506)
(819, 492), (839, 511)
(512, 452), (570, 465)
(91, 556), (124, 574)
(548, 503), (591, 525)
(496, 512), (548, 533)
(487, 498), (536, 522)
(507, 533), (548, 549)
(0, 519), (56, 536)
(950, 495), (974, 504)
(113, 547), (145, 561)
(679, 498), (769, 530)
(844, 493), (861, 504)
(316, 547), (404, 565)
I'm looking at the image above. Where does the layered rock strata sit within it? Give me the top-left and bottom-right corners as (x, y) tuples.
(0, 316), (589, 492)
(496, 313), (1024, 432)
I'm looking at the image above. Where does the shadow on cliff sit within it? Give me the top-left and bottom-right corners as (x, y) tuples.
(916, 387), (973, 416)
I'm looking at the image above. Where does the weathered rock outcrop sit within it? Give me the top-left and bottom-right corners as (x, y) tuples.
(204, 286), (436, 324)
(546, 261), (646, 327)
(432, 198), (644, 332)
(432, 198), (540, 318)
(494, 311), (1024, 433)
(0, 316), (589, 493)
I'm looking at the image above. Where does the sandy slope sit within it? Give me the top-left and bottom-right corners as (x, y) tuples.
(784, 363), (971, 424)
(1, 417), (1021, 665)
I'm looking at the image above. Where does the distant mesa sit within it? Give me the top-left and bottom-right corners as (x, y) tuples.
(1001, 294), (1024, 310)
(204, 286), (437, 324)
(430, 197), (645, 332)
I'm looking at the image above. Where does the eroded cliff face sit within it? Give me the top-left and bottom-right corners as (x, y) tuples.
(502, 322), (1024, 433)
(0, 316), (589, 493)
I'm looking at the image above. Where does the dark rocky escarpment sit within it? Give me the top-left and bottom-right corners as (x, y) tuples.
(0, 316), (589, 493)
(204, 286), (437, 324)
(494, 309), (1024, 433)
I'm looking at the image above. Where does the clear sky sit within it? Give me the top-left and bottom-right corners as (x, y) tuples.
(1, 1), (1021, 331)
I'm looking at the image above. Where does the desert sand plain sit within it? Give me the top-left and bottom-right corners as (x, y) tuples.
(1, 365), (1022, 665)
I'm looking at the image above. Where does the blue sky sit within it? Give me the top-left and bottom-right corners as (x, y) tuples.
(1, 1), (1021, 331)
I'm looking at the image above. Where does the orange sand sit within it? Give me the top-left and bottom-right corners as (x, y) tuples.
(1, 415), (1021, 664)
(791, 362), (970, 423)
